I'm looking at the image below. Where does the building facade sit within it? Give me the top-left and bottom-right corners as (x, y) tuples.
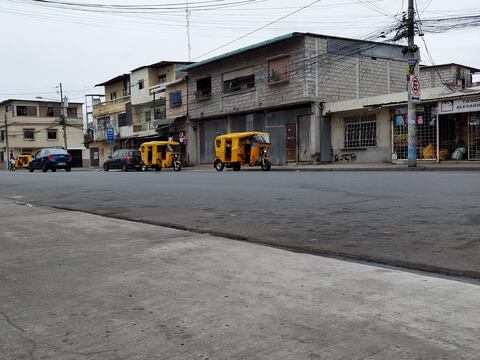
(0, 99), (85, 168)
(324, 85), (480, 163)
(90, 62), (189, 166)
(176, 32), (408, 165)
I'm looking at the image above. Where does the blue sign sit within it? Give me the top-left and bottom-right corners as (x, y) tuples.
(106, 127), (115, 142)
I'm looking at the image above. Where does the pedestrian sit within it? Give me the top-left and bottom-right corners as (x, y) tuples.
(9, 156), (16, 171)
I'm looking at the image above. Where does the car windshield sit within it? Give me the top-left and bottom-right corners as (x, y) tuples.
(49, 149), (68, 155)
(131, 150), (141, 158)
(252, 134), (270, 144)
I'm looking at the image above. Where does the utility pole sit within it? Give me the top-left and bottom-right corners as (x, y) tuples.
(186, 0), (192, 61)
(59, 82), (68, 150)
(4, 111), (9, 170)
(406, 0), (419, 167)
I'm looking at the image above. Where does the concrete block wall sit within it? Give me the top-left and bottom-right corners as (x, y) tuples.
(304, 36), (407, 102)
(420, 67), (457, 88)
(187, 37), (307, 120)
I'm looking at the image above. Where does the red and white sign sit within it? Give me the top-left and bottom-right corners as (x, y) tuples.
(410, 76), (421, 102)
(410, 76), (420, 94)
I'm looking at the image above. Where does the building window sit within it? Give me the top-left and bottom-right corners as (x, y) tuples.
(196, 77), (212, 99)
(17, 106), (27, 116)
(47, 129), (57, 140)
(46, 107), (60, 117)
(344, 114), (377, 148)
(67, 107), (77, 118)
(123, 79), (131, 96)
(223, 67), (255, 93)
(223, 75), (255, 93)
(144, 111), (151, 122)
(158, 74), (167, 84)
(110, 92), (117, 101)
(0, 130), (5, 141)
(155, 109), (166, 120)
(97, 116), (110, 130)
(16, 106), (36, 116)
(5, 105), (11, 112)
(169, 90), (182, 108)
(268, 55), (290, 84)
(118, 113), (127, 127)
(23, 128), (35, 141)
(138, 80), (145, 90)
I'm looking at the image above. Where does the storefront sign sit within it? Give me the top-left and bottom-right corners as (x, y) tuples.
(438, 97), (480, 114)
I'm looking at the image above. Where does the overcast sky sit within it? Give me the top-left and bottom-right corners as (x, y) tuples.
(1, 0), (479, 102)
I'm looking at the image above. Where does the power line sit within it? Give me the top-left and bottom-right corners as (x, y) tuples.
(193, 0), (324, 60)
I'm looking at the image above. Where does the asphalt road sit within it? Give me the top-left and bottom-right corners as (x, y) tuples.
(1, 170), (479, 278)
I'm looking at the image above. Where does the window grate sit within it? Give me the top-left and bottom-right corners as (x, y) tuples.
(469, 112), (480, 160)
(344, 114), (377, 148)
(393, 105), (437, 160)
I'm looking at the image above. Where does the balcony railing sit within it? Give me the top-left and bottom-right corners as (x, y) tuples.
(92, 95), (131, 117)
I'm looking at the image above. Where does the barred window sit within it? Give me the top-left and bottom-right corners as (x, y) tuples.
(344, 114), (377, 148)
(23, 128), (35, 141)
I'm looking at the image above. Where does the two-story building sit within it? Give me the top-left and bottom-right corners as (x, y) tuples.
(90, 74), (131, 166)
(127, 61), (189, 149)
(91, 62), (189, 166)
(0, 99), (85, 168)
(176, 32), (409, 165)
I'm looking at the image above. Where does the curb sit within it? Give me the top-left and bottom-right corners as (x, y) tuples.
(8, 198), (480, 281)
(184, 166), (480, 172)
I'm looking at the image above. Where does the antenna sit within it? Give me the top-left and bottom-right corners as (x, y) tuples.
(186, 0), (192, 61)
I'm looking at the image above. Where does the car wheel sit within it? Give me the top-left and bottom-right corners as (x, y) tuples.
(103, 163), (109, 172)
(261, 159), (271, 171)
(29, 166), (34, 173)
(65, 166), (71, 172)
(121, 163), (128, 172)
(141, 163), (148, 172)
(232, 162), (241, 171)
(214, 159), (224, 172)
(51, 168), (57, 172)
(42, 161), (49, 172)
(173, 161), (182, 172)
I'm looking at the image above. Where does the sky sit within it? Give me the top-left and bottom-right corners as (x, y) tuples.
(1, 0), (479, 103)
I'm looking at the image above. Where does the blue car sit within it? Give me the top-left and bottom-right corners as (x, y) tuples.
(29, 148), (72, 172)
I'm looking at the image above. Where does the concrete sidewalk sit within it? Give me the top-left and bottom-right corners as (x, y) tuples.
(1, 199), (479, 359)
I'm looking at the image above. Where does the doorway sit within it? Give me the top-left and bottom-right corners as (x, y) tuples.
(90, 148), (99, 167)
(469, 112), (480, 160)
(286, 123), (297, 162)
(439, 113), (469, 160)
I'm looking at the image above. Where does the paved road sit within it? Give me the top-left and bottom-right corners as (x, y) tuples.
(0, 170), (479, 277)
(2, 199), (479, 359)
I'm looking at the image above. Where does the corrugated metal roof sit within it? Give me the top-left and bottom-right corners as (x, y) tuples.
(420, 63), (480, 73)
(0, 98), (83, 106)
(175, 32), (407, 72)
(131, 61), (192, 73)
(175, 33), (296, 72)
(95, 74), (130, 87)
(324, 86), (480, 113)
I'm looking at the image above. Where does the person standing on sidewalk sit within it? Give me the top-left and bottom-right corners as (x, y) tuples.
(9, 156), (16, 171)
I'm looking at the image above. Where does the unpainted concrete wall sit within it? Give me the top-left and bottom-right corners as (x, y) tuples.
(330, 108), (392, 163)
